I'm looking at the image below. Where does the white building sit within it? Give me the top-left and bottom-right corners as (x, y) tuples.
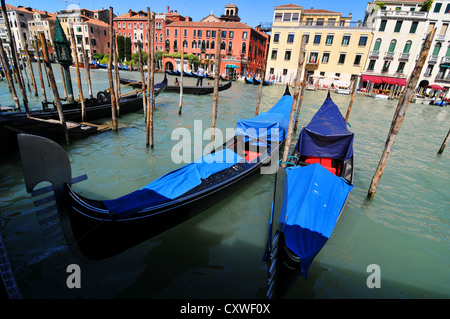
(362, 0), (450, 95)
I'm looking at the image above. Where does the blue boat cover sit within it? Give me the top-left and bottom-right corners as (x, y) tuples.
(295, 98), (354, 161)
(235, 94), (293, 144)
(280, 163), (353, 277)
(104, 148), (244, 215)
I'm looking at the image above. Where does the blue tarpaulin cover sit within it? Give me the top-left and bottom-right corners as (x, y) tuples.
(235, 95), (293, 144)
(104, 149), (244, 215)
(295, 98), (354, 161)
(280, 163), (353, 277)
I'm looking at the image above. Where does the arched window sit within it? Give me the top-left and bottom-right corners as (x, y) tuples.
(192, 40), (197, 49)
(403, 40), (412, 53)
(206, 40), (210, 49)
(174, 39), (178, 49)
(221, 41), (226, 50)
(183, 39), (188, 48)
(388, 39), (397, 52)
(211, 40), (215, 50)
(373, 38), (382, 51)
(165, 39), (170, 50)
(433, 42), (442, 56)
(241, 42), (246, 54)
(201, 40), (206, 50)
(228, 41), (232, 52)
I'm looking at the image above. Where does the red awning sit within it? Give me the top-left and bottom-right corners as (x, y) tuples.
(362, 75), (407, 86)
(425, 84), (445, 90)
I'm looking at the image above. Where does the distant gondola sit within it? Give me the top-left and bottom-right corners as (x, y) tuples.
(92, 60), (130, 71)
(120, 77), (232, 95)
(244, 77), (253, 84)
(17, 86), (294, 261)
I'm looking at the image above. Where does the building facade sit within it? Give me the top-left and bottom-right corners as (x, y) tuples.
(113, 7), (190, 55)
(267, 4), (372, 87)
(163, 4), (269, 77)
(27, 10), (56, 45)
(0, 5), (34, 51)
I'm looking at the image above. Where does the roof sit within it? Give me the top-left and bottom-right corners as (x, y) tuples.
(167, 20), (252, 29)
(274, 4), (303, 8)
(79, 15), (109, 27)
(303, 9), (341, 15)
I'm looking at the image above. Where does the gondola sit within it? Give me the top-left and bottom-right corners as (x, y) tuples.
(244, 77), (253, 84)
(119, 77), (232, 95)
(92, 61), (130, 71)
(253, 77), (261, 85)
(263, 92), (354, 299)
(18, 86), (294, 262)
(1, 76), (167, 124)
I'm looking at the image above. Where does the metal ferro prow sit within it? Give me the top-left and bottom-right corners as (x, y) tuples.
(17, 133), (87, 259)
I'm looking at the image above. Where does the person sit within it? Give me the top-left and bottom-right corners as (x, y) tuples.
(196, 66), (204, 86)
(174, 78), (179, 86)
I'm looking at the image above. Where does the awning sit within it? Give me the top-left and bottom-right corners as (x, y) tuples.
(425, 84), (446, 90)
(226, 64), (239, 68)
(361, 75), (407, 86)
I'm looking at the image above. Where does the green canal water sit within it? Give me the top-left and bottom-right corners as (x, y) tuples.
(0, 64), (448, 299)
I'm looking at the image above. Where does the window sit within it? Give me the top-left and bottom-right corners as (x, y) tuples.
(221, 41), (226, 50)
(314, 34), (321, 44)
(306, 18), (313, 26)
(222, 30), (226, 38)
(174, 29), (178, 37)
(374, 38), (382, 51)
(283, 69), (288, 75)
(316, 18), (324, 26)
(338, 53), (346, 64)
(198, 30), (202, 38)
(322, 52), (330, 63)
(118, 22), (121, 29)
(167, 29), (170, 37)
(273, 33), (280, 43)
(388, 39), (397, 52)
(354, 54), (362, 65)
(379, 20), (387, 31)
(359, 35), (368, 46)
(184, 29), (187, 37)
(91, 38), (96, 46)
(269, 67), (274, 75)
(425, 64), (434, 76)
(433, 42), (442, 56)
(284, 50), (291, 61)
(382, 60), (390, 72)
(193, 30), (196, 37)
(90, 26), (94, 33)
(206, 30), (210, 37)
(446, 3), (450, 13)
(434, 2), (442, 13)
(410, 21), (419, 33)
(241, 42), (246, 54)
(212, 30), (216, 38)
(403, 40), (412, 53)
(211, 41), (215, 50)
(287, 33), (294, 43)
(368, 59), (376, 71)
(140, 23), (143, 29)
(283, 13), (291, 21)
(292, 13), (299, 21)
(274, 13), (282, 21)
(242, 31), (247, 39)
(183, 39), (188, 48)
(326, 34), (334, 45)
(228, 41), (232, 52)
(394, 21), (403, 32)
(304, 34), (309, 44)
(192, 40), (197, 48)
(309, 52), (318, 63)
(271, 49), (277, 60)
(342, 35), (350, 46)
(327, 18), (336, 26)
(397, 62), (405, 73)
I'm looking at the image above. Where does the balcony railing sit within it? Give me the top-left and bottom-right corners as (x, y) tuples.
(399, 53), (410, 61)
(429, 55), (438, 64)
(377, 10), (427, 19)
(369, 50), (380, 59)
(384, 52), (395, 60)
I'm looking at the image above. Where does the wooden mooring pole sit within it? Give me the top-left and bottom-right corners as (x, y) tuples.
(368, 28), (436, 198)
(34, 36), (47, 105)
(22, 42), (38, 97)
(39, 32), (69, 144)
(107, 7), (118, 131)
(69, 27), (86, 121)
(146, 9), (155, 148)
(293, 73), (307, 131)
(255, 57), (267, 116)
(0, 40), (20, 109)
(281, 34), (307, 167)
(138, 41), (147, 118)
(210, 29), (222, 149)
(345, 76), (358, 123)
(178, 49), (184, 114)
(1, 0), (29, 115)
(81, 39), (93, 99)
(437, 129), (450, 155)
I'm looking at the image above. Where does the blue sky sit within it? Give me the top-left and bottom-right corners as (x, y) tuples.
(8, 0), (368, 27)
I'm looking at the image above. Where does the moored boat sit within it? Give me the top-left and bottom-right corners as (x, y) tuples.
(18, 86), (294, 261)
(244, 77), (253, 84)
(263, 92), (354, 299)
(119, 77), (231, 95)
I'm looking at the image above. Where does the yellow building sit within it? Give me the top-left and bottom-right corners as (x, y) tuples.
(266, 4), (373, 88)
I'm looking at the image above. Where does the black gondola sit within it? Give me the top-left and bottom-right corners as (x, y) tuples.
(18, 87), (294, 262)
(244, 77), (253, 84)
(120, 77), (232, 95)
(1, 76), (167, 124)
(263, 92), (354, 299)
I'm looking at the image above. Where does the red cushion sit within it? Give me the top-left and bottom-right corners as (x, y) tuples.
(244, 151), (261, 162)
(305, 156), (341, 176)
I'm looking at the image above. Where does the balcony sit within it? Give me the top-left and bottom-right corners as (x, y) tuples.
(384, 52), (395, 60)
(429, 55), (438, 64)
(377, 10), (427, 20)
(441, 56), (450, 64)
(398, 53), (410, 61)
(436, 34), (446, 41)
(369, 51), (380, 59)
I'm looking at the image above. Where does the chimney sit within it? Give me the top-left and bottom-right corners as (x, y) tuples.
(167, 6), (170, 13)
(175, 10), (177, 13)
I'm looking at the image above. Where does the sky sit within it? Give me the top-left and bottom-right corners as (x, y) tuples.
(7, 0), (369, 27)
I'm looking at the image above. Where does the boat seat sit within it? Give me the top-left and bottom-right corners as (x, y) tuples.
(244, 150), (261, 162)
(304, 156), (342, 176)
